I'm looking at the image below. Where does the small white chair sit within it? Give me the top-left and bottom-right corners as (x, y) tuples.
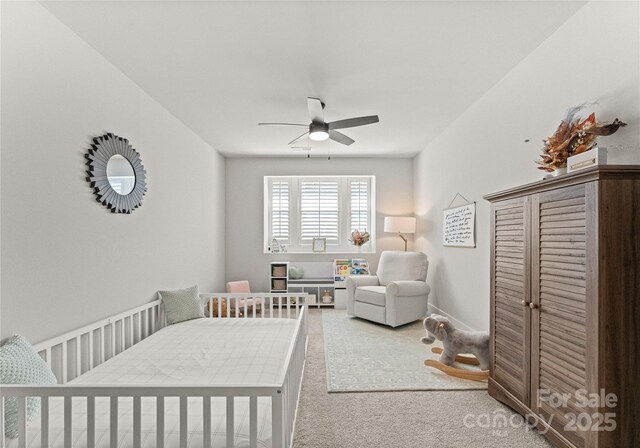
(346, 251), (430, 327)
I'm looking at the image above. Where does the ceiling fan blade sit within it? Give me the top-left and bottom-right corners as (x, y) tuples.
(258, 122), (307, 127)
(329, 130), (355, 146)
(328, 115), (379, 130)
(288, 131), (309, 146)
(307, 97), (324, 123)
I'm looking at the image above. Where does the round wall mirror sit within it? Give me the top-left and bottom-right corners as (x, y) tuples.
(106, 155), (136, 195)
(86, 133), (147, 213)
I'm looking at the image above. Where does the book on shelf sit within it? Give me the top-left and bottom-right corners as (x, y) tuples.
(351, 258), (370, 275)
(333, 259), (351, 282)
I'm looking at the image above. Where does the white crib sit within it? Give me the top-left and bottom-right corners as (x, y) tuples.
(1, 293), (309, 448)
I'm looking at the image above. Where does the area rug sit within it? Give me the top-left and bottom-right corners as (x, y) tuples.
(322, 309), (488, 392)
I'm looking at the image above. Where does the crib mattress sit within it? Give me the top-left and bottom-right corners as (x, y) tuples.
(9, 317), (298, 447)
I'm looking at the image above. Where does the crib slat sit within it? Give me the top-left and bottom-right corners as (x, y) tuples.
(157, 396), (165, 448)
(41, 396), (49, 447)
(111, 323), (116, 357)
(120, 319), (125, 352)
(249, 396), (258, 448)
(61, 342), (68, 383)
(110, 397), (118, 448)
(101, 326), (106, 364)
(64, 396), (72, 448)
(272, 394), (283, 448)
(45, 347), (52, 370)
(17, 396), (26, 448)
(129, 317), (134, 348)
(1, 397), (5, 448)
(203, 396), (211, 448)
(76, 336), (82, 377)
(137, 312), (142, 342)
(180, 396), (188, 448)
(89, 330), (95, 369)
(87, 396), (95, 448)
(133, 396), (142, 448)
(226, 396), (234, 448)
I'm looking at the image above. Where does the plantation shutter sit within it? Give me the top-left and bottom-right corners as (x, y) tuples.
(350, 179), (369, 232)
(270, 180), (290, 242)
(300, 180), (339, 242)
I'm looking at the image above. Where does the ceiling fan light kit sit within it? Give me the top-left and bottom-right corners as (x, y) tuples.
(309, 122), (330, 141)
(259, 97), (379, 149)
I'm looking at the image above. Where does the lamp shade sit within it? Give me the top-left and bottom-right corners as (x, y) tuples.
(384, 216), (416, 234)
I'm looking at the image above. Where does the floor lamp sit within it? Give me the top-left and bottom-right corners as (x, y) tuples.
(384, 217), (416, 251)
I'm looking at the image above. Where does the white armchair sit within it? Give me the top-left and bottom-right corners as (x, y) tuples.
(347, 251), (430, 327)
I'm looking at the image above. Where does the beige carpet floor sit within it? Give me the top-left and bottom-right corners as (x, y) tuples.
(292, 309), (552, 448)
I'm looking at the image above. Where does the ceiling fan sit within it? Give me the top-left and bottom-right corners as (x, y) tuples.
(259, 97), (379, 146)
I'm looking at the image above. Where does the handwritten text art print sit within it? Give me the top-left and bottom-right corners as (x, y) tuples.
(443, 202), (476, 248)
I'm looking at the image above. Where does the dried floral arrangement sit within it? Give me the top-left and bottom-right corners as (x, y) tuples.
(350, 229), (370, 246)
(537, 105), (626, 172)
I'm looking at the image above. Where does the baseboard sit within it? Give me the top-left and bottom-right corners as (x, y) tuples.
(427, 304), (476, 332)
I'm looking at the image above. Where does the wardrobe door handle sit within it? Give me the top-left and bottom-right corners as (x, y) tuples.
(521, 300), (529, 307)
(529, 302), (539, 310)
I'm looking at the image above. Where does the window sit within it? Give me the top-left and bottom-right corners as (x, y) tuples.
(270, 180), (290, 243)
(264, 175), (376, 253)
(349, 179), (369, 234)
(300, 180), (339, 242)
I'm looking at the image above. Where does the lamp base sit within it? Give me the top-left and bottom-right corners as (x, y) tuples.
(398, 233), (408, 251)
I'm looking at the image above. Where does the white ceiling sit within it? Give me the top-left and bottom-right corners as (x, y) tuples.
(41, 1), (585, 157)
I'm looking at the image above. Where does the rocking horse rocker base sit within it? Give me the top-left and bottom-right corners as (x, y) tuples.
(424, 347), (489, 382)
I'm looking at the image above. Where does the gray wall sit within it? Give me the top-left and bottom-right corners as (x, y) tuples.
(413, 1), (640, 332)
(225, 157), (414, 291)
(1, 2), (226, 343)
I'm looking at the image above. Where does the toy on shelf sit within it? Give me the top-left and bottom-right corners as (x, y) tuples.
(421, 314), (489, 382)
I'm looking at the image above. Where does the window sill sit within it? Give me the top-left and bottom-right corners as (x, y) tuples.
(265, 251), (376, 255)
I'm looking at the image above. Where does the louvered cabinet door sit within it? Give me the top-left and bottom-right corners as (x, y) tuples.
(531, 184), (593, 448)
(490, 197), (530, 405)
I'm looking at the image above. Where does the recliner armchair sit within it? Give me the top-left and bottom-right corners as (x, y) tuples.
(347, 251), (430, 327)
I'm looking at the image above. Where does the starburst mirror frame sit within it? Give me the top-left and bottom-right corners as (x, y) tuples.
(86, 133), (147, 213)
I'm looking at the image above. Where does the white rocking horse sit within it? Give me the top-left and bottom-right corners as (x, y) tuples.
(421, 314), (490, 382)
